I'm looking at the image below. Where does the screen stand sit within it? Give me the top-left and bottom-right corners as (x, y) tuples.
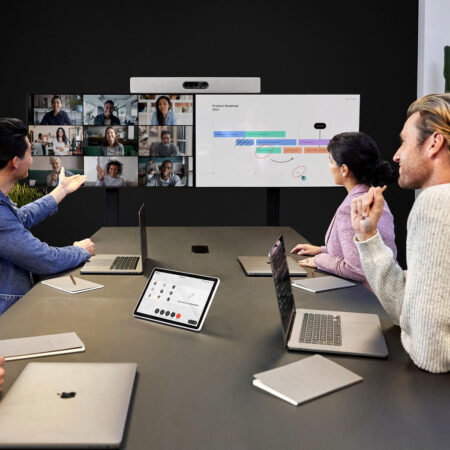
(105, 189), (119, 226)
(267, 188), (280, 226)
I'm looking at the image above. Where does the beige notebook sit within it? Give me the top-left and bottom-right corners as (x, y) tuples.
(292, 275), (356, 293)
(42, 276), (104, 294)
(0, 332), (85, 361)
(253, 354), (363, 406)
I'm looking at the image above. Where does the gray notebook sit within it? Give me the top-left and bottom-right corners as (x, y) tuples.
(253, 354), (363, 406)
(292, 275), (356, 293)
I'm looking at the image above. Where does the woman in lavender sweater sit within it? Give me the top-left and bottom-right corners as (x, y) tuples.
(291, 132), (397, 289)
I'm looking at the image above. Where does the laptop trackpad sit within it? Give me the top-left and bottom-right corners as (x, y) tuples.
(87, 256), (115, 266)
(343, 321), (387, 355)
(344, 321), (381, 342)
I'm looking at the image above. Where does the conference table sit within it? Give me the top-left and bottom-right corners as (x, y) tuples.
(0, 227), (448, 450)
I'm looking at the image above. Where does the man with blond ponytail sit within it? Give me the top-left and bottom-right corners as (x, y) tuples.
(351, 93), (450, 373)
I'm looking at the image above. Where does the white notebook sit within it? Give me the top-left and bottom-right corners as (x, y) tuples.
(0, 332), (85, 361)
(42, 276), (104, 294)
(292, 275), (356, 293)
(253, 354), (362, 406)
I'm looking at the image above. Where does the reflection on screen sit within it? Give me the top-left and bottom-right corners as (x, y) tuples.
(137, 271), (215, 327)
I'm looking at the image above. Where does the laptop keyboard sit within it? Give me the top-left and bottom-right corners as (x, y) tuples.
(110, 256), (139, 270)
(299, 313), (342, 346)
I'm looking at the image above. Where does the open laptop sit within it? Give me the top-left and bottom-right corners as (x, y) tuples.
(238, 236), (307, 276)
(269, 236), (388, 357)
(81, 204), (147, 274)
(0, 362), (137, 449)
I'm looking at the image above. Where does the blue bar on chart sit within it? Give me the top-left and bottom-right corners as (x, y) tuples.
(256, 139), (297, 146)
(214, 131), (246, 137)
(235, 139), (255, 146)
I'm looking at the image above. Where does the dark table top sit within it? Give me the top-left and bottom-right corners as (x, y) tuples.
(0, 227), (448, 450)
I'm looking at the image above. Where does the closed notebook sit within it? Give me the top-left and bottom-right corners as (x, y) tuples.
(0, 332), (85, 361)
(253, 354), (363, 406)
(292, 275), (356, 293)
(42, 276), (104, 294)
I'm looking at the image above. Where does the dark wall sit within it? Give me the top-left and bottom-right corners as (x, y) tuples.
(0, 1), (417, 266)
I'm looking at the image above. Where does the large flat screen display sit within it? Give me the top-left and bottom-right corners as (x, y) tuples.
(26, 94), (194, 188)
(26, 93), (360, 188)
(195, 95), (360, 187)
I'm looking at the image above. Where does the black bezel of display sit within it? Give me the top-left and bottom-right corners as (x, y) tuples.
(133, 267), (219, 331)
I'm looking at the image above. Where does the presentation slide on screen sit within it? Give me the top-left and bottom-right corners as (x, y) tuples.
(137, 271), (215, 326)
(195, 95), (360, 187)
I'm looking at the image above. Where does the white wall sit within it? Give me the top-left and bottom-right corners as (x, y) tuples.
(418, 0), (450, 96)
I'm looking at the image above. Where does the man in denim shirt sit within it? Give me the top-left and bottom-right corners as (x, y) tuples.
(0, 118), (95, 314)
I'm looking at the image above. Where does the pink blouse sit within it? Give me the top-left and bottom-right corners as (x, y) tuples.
(314, 184), (397, 289)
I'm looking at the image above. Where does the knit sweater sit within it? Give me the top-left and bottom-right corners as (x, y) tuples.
(355, 183), (450, 373)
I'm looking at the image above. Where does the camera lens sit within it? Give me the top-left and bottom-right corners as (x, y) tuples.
(183, 81), (209, 90)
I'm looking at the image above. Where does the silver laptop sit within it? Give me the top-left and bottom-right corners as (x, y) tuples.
(269, 236), (388, 357)
(0, 362), (137, 449)
(81, 204), (147, 274)
(239, 236), (307, 276)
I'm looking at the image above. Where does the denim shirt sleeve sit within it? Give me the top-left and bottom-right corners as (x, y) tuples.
(0, 205), (90, 274)
(16, 194), (58, 229)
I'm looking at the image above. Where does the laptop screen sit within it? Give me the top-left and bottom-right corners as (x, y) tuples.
(269, 236), (296, 344)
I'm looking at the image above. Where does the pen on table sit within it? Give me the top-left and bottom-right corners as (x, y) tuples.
(69, 275), (76, 286)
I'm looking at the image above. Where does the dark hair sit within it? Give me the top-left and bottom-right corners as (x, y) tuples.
(51, 95), (61, 104)
(0, 118), (29, 170)
(105, 159), (123, 176)
(102, 126), (119, 147)
(55, 127), (68, 145)
(161, 159), (173, 168)
(156, 96), (172, 125)
(104, 100), (115, 107)
(161, 129), (171, 138)
(328, 132), (396, 186)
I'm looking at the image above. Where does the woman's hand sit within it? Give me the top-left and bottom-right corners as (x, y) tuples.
(96, 164), (105, 180)
(298, 257), (317, 268)
(290, 243), (322, 256)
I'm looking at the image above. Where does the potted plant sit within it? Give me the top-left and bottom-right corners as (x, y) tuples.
(8, 183), (45, 207)
(70, 96), (83, 113)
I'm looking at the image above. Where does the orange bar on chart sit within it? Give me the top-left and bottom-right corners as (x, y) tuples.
(283, 147), (303, 154)
(304, 147), (328, 154)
